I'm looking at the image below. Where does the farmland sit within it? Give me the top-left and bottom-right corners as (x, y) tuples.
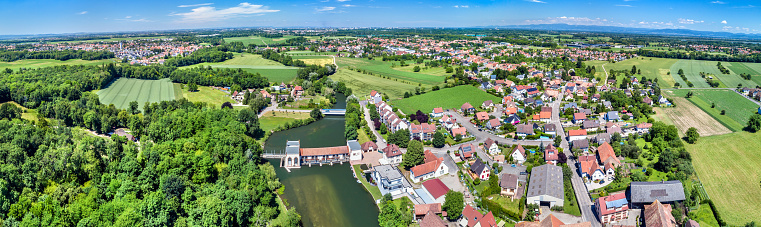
(337, 58), (446, 86)
(390, 85), (500, 114)
(670, 89), (759, 132)
(687, 132), (761, 225)
(176, 84), (231, 106)
(48, 36), (167, 44)
(259, 111), (311, 132)
(726, 62), (761, 85)
(671, 60), (759, 88)
(180, 53), (299, 82)
(97, 78), (176, 111)
(330, 69), (417, 99)
(585, 57), (678, 87)
(223, 36), (318, 46)
(658, 95), (731, 136)
(0, 58), (116, 71)
(291, 55), (334, 66)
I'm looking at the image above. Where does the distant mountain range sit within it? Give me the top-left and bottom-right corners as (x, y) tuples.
(487, 24), (761, 40)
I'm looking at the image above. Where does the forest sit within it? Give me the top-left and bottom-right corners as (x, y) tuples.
(0, 50), (114, 62)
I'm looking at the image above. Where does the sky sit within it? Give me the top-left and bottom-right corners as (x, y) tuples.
(0, 0), (759, 35)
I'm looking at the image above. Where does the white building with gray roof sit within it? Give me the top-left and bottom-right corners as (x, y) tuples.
(373, 165), (414, 197)
(526, 164), (564, 207)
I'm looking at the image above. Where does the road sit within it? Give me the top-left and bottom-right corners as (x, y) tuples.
(550, 97), (602, 227)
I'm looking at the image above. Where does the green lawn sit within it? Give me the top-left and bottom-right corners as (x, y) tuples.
(686, 132), (761, 225)
(49, 36), (167, 44)
(179, 84), (231, 106)
(585, 57), (678, 87)
(488, 195), (522, 215)
(259, 111), (311, 132)
(690, 203), (720, 227)
(353, 164), (382, 201)
(337, 58), (447, 86)
(0, 58), (116, 71)
(563, 175), (581, 216)
(97, 78), (176, 111)
(670, 89), (759, 132)
(180, 53), (299, 82)
(330, 68), (418, 100)
(390, 85), (500, 114)
(0, 101), (39, 122)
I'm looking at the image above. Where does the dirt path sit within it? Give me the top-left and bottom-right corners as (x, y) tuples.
(661, 96), (732, 136)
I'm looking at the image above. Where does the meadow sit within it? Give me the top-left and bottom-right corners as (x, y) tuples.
(290, 55), (334, 66)
(585, 57), (678, 87)
(259, 111), (311, 132)
(670, 89), (759, 132)
(390, 86), (500, 114)
(670, 60), (760, 88)
(0, 58), (116, 71)
(180, 53), (298, 82)
(687, 132), (761, 225)
(49, 36), (167, 44)
(175, 83), (231, 106)
(223, 36), (319, 46)
(337, 58), (446, 86)
(329, 69), (417, 99)
(658, 95), (731, 136)
(97, 78), (176, 111)
(726, 62), (761, 85)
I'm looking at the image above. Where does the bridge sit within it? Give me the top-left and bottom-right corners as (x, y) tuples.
(262, 150), (286, 159)
(321, 109), (346, 116)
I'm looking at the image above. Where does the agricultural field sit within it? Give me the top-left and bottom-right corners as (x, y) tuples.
(330, 69), (417, 99)
(337, 58), (446, 86)
(658, 95), (731, 136)
(259, 111), (311, 132)
(585, 57), (678, 87)
(291, 55), (334, 66)
(726, 62), (761, 85)
(0, 58), (116, 71)
(48, 36), (167, 44)
(687, 132), (761, 225)
(180, 53), (298, 82)
(671, 60), (759, 88)
(223, 36), (319, 46)
(390, 85), (500, 114)
(97, 78), (176, 111)
(176, 84), (231, 106)
(394, 63), (450, 76)
(670, 89), (759, 132)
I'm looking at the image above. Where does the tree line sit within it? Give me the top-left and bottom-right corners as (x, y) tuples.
(0, 49), (114, 62)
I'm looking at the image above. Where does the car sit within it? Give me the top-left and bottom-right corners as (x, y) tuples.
(520, 171), (527, 175)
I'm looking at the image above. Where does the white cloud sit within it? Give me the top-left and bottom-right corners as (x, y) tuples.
(172, 2), (279, 22)
(337, 0), (351, 2)
(453, 5), (469, 8)
(525, 0), (546, 3)
(125, 16), (132, 18)
(721, 20), (727, 24)
(733, 4), (756, 8)
(722, 26), (758, 33)
(178, 3), (213, 8)
(342, 4), (356, 7)
(678, 18), (704, 24)
(616, 4), (634, 7)
(78, 11), (87, 15)
(116, 16), (152, 22)
(710, 0), (725, 3)
(316, 6), (336, 11)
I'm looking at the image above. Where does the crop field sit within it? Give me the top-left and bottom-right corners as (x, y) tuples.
(0, 59), (115, 71)
(390, 85), (500, 114)
(176, 84), (231, 106)
(223, 35), (300, 46)
(658, 95), (731, 136)
(585, 58), (678, 87)
(291, 55), (334, 66)
(49, 36), (167, 44)
(330, 69), (417, 99)
(726, 62), (761, 85)
(394, 63), (449, 76)
(337, 58), (446, 85)
(670, 89), (760, 132)
(180, 53), (299, 82)
(687, 132), (761, 225)
(97, 78), (176, 111)
(671, 60), (759, 88)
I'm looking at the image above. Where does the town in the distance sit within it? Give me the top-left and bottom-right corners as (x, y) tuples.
(1, 1), (761, 227)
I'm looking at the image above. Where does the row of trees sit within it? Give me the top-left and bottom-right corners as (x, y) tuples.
(0, 49), (114, 62)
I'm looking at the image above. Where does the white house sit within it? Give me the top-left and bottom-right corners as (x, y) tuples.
(431, 107), (444, 118)
(567, 129), (588, 142)
(469, 158), (490, 181)
(484, 138), (500, 155)
(510, 145), (526, 164)
(382, 144), (404, 165)
(348, 140), (362, 161)
(579, 155), (605, 182)
(373, 165), (414, 196)
(410, 151), (449, 183)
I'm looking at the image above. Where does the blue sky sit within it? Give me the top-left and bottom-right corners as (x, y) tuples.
(0, 0), (758, 35)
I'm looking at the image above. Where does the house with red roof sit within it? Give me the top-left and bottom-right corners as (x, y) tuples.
(290, 85), (303, 97)
(414, 203), (446, 220)
(573, 112), (587, 124)
(450, 127), (467, 138)
(597, 142), (620, 176)
(539, 111), (552, 123)
(410, 123), (436, 141)
(596, 193), (629, 225)
(579, 155), (604, 182)
(459, 205), (497, 227)
(484, 138), (500, 155)
(486, 118), (502, 130)
(544, 144), (559, 164)
(510, 144), (527, 163)
(410, 150), (449, 183)
(418, 210), (448, 227)
(475, 112), (490, 121)
(431, 107), (444, 118)
(382, 144), (404, 165)
(461, 102), (475, 113)
(567, 129), (587, 142)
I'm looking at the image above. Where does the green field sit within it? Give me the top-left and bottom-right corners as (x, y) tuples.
(176, 84), (231, 106)
(97, 78), (176, 111)
(687, 132), (761, 225)
(585, 57), (678, 87)
(222, 35), (319, 46)
(0, 58), (116, 71)
(726, 62), (761, 85)
(690, 203), (720, 227)
(180, 53), (298, 82)
(390, 86), (500, 114)
(330, 69), (418, 100)
(670, 89), (760, 131)
(259, 111), (311, 132)
(337, 58), (446, 85)
(49, 36), (167, 44)
(671, 60), (759, 88)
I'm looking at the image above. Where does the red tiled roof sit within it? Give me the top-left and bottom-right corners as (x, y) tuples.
(462, 205), (481, 227)
(424, 150), (439, 163)
(545, 144), (558, 161)
(597, 142), (620, 166)
(476, 112), (489, 121)
(383, 144), (403, 157)
(433, 107), (444, 114)
(574, 112), (586, 120)
(540, 111), (551, 119)
(419, 211), (447, 227)
(579, 155), (600, 176)
(411, 159), (442, 176)
(414, 203), (443, 216)
(568, 129), (587, 136)
(461, 102), (474, 110)
(411, 123), (436, 134)
(422, 179), (450, 199)
(300, 146), (349, 156)
(362, 141), (378, 151)
(451, 127), (467, 137)
(371, 90), (378, 96)
(596, 192), (629, 216)
(512, 144), (526, 157)
(644, 200), (675, 227)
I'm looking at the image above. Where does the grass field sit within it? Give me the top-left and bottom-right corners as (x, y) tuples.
(97, 78), (176, 111)
(0, 58), (116, 71)
(671, 60), (759, 88)
(395, 63), (450, 76)
(180, 53), (298, 82)
(670, 89), (759, 132)
(291, 55), (334, 66)
(259, 111), (311, 132)
(585, 58), (678, 87)
(726, 62), (761, 85)
(337, 58), (446, 86)
(177, 84), (231, 106)
(690, 203), (720, 227)
(687, 132), (761, 225)
(658, 94), (731, 136)
(49, 36), (167, 44)
(330, 69), (418, 99)
(390, 86), (500, 114)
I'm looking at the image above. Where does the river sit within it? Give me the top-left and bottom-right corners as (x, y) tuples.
(265, 93), (380, 227)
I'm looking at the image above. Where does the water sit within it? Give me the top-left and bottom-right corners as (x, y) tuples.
(264, 93), (380, 227)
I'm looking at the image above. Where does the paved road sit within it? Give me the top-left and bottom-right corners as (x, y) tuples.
(446, 110), (550, 147)
(362, 106), (387, 147)
(550, 97), (602, 227)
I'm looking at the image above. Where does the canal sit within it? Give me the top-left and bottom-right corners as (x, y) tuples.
(265, 93), (380, 227)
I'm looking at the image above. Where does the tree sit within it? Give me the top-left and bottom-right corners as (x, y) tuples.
(310, 108), (323, 120)
(442, 191), (464, 221)
(129, 101), (140, 114)
(554, 136), (561, 147)
(379, 123), (388, 134)
(432, 131), (445, 148)
(685, 127), (700, 144)
(721, 110), (726, 115)
(401, 140), (424, 169)
(239, 108), (263, 137)
(221, 102), (233, 109)
(388, 129), (410, 147)
(378, 201), (405, 227)
(0, 103), (21, 120)
(413, 66), (421, 72)
(747, 115), (761, 132)
(558, 153), (567, 164)
(345, 125), (358, 140)
(187, 82), (198, 92)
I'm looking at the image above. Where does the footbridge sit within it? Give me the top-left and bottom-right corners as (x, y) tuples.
(321, 109), (346, 116)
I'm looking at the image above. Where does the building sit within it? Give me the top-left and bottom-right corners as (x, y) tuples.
(644, 200), (676, 227)
(573, 112), (587, 124)
(596, 193), (629, 225)
(539, 111), (552, 123)
(113, 128), (136, 142)
(459, 205), (497, 227)
(422, 178), (450, 203)
(486, 118), (502, 130)
(526, 164), (564, 207)
(361, 141), (378, 152)
(636, 123), (653, 134)
(432, 107), (444, 118)
(382, 144), (404, 165)
(579, 155), (604, 182)
(373, 165), (414, 197)
(582, 120), (600, 132)
(510, 145), (527, 163)
(459, 143), (476, 159)
(283, 141), (302, 168)
(484, 138), (500, 155)
(571, 139), (590, 152)
(629, 181), (686, 208)
(470, 158), (491, 180)
(515, 214), (591, 227)
(410, 123), (436, 141)
(482, 100), (494, 110)
(499, 173), (520, 199)
(544, 143), (559, 164)
(476, 112), (490, 121)
(410, 151), (449, 183)
(461, 102), (475, 113)
(418, 210), (448, 227)
(291, 85), (303, 97)
(606, 111), (620, 122)
(516, 124), (535, 138)
(348, 140), (362, 161)
(567, 129), (588, 142)
(597, 142), (621, 176)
